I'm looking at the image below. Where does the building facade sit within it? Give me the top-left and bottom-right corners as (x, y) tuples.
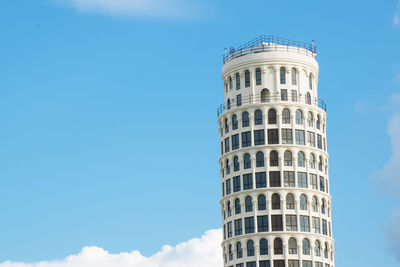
(218, 35), (334, 267)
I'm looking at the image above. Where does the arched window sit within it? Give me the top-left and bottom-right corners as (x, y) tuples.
(260, 239), (268, 255)
(303, 239), (310, 255)
(309, 74), (313, 89)
(296, 109), (303, 125)
(300, 194), (308, 210)
(289, 238), (297, 254)
(292, 68), (297, 85)
(306, 93), (311, 105)
(228, 244), (233, 260)
(242, 112), (250, 127)
(234, 156), (239, 172)
(235, 198), (241, 214)
(245, 70), (250, 87)
(224, 118), (229, 133)
(271, 193), (280, 210)
(226, 159), (230, 174)
(258, 194), (266, 210)
(316, 115), (321, 129)
(310, 154), (316, 169)
(280, 67), (286, 84)
(268, 109), (277, 124)
(274, 238), (283, 254)
(269, 151), (279, 166)
(282, 109), (290, 124)
(254, 110), (263, 125)
(284, 150), (292, 166)
(315, 240), (321, 257)
(308, 111), (314, 127)
(235, 73), (240, 90)
(245, 196), (253, 212)
(286, 193), (295, 209)
(324, 242), (329, 259)
(256, 68), (262, 85)
(232, 115), (238, 130)
(319, 156), (323, 171)
(256, 152), (264, 167)
(227, 201), (231, 216)
(229, 77), (233, 89)
(298, 152), (305, 167)
(244, 153), (251, 169)
(237, 242), (243, 258)
(312, 196), (318, 212)
(247, 240), (255, 256)
(227, 98), (231, 110)
(261, 89), (270, 103)
(321, 199), (326, 214)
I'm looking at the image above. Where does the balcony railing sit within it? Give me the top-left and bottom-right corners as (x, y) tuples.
(217, 93), (327, 117)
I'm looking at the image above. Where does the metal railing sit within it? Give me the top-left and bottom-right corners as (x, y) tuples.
(223, 35), (316, 64)
(217, 93), (327, 117)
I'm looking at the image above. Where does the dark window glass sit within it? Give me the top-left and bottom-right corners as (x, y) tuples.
(298, 172), (307, 188)
(274, 238), (283, 255)
(296, 130), (305, 145)
(258, 216), (269, 232)
(236, 73), (240, 90)
(242, 112), (250, 127)
(254, 110), (263, 125)
(282, 129), (293, 144)
(300, 215), (310, 232)
(274, 260), (285, 267)
(268, 109), (277, 124)
(322, 219), (327, 235)
(303, 261), (312, 267)
(232, 115), (238, 130)
(225, 118), (229, 133)
(256, 172), (267, 188)
(244, 154), (251, 169)
(269, 171), (281, 187)
(246, 262), (256, 267)
(245, 217), (255, 234)
(227, 221), (232, 238)
(234, 219), (242, 236)
(221, 141), (223, 155)
(226, 159), (230, 174)
(302, 240), (311, 255)
(317, 134), (322, 149)
(237, 242), (243, 259)
(227, 98), (231, 110)
(258, 195), (266, 210)
(237, 94), (242, 107)
(245, 196), (252, 212)
(232, 134), (239, 150)
(225, 138), (230, 153)
(280, 67), (286, 84)
(242, 131), (251, 147)
(256, 68), (262, 85)
(284, 171), (295, 187)
(247, 240), (254, 257)
(229, 77), (233, 89)
(271, 193), (281, 209)
(269, 151), (279, 166)
(271, 215), (283, 231)
(229, 244), (233, 261)
(227, 201), (232, 217)
(308, 131), (315, 147)
(235, 198), (241, 214)
(259, 260), (271, 267)
(281, 89), (288, 101)
(243, 174), (253, 190)
(260, 238), (268, 255)
(286, 215), (298, 231)
(282, 109), (290, 124)
(254, 130), (265, 145)
(288, 260), (299, 267)
(226, 179), (231, 195)
(245, 70), (250, 87)
(234, 156), (240, 172)
(268, 129), (279, 144)
(320, 176), (325, 192)
(233, 176), (241, 192)
(286, 193), (295, 209)
(256, 152), (264, 167)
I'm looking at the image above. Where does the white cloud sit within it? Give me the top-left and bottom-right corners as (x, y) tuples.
(0, 229), (222, 267)
(55, 0), (205, 19)
(395, 1), (400, 26)
(385, 208), (400, 263)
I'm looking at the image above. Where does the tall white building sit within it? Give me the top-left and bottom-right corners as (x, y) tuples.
(218, 35), (334, 267)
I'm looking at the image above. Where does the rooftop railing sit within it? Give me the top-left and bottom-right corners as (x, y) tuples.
(223, 35), (316, 64)
(217, 93), (327, 117)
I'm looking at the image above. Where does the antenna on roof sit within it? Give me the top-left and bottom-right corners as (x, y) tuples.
(312, 39), (315, 53)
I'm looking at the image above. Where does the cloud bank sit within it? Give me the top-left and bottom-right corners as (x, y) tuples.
(0, 229), (222, 267)
(55, 0), (204, 19)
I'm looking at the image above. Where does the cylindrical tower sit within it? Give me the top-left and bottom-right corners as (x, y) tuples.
(218, 35), (334, 267)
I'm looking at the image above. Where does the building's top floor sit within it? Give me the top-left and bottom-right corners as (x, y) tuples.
(223, 35), (316, 64)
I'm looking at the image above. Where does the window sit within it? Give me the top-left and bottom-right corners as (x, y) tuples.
(309, 74), (313, 89)
(296, 110), (303, 124)
(308, 131), (315, 147)
(245, 70), (250, 87)
(234, 219), (242, 236)
(300, 215), (310, 232)
(298, 152), (305, 167)
(232, 134), (239, 150)
(258, 195), (266, 210)
(235, 198), (241, 214)
(310, 174), (318, 189)
(243, 174), (253, 190)
(282, 129), (293, 144)
(245, 196), (253, 212)
(254, 130), (265, 145)
(225, 138), (230, 153)
(268, 109), (277, 124)
(221, 141), (223, 155)
(233, 176), (241, 192)
(269, 150), (279, 166)
(280, 67), (286, 84)
(274, 260), (285, 267)
(232, 115), (238, 130)
(307, 112), (313, 127)
(271, 193), (281, 209)
(256, 172), (267, 188)
(245, 217), (255, 234)
(227, 221), (232, 238)
(247, 240), (254, 256)
(234, 156), (240, 172)
(302, 261), (312, 267)
(254, 110), (263, 125)
(291, 90), (298, 102)
(298, 172), (307, 188)
(315, 240), (321, 257)
(319, 156), (323, 171)
(226, 179), (231, 195)
(256, 68), (262, 85)
(322, 219), (327, 235)
(284, 171), (295, 187)
(289, 260), (299, 267)
(321, 199), (326, 214)
(227, 98), (231, 110)
(284, 151), (292, 166)
(256, 152), (264, 167)
(268, 129), (279, 144)
(317, 134), (322, 149)
(223, 224), (226, 239)
(236, 73), (240, 90)
(286, 215), (297, 231)
(274, 238), (283, 254)
(310, 154), (316, 169)
(225, 118), (229, 133)
(229, 244), (233, 260)
(289, 238), (298, 254)
(312, 217), (321, 234)
(320, 176), (325, 192)
(229, 77), (233, 89)
(302, 239), (311, 255)
(324, 243), (329, 259)
(261, 89), (270, 103)
(247, 262), (256, 267)
(292, 68), (297, 85)
(296, 130), (305, 145)
(237, 94), (242, 107)
(281, 89), (288, 101)
(316, 115), (321, 129)
(259, 261), (271, 267)
(226, 159), (230, 174)
(300, 194), (307, 210)
(242, 131), (251, 147)
(282, 109), (291, 124)
(315, 263), (323, 267)
(269, 171), (281, 187)
(237, 242), (243, 258)
(242, 112), (250, 127)
(286, 193), (295, 209)
(312, 196), (318, 212)
(271, 215), (283, 231)
(244, 154), (251, 169)
(258, 216), (268, 232)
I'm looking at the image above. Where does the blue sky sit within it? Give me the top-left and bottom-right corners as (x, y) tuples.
(0, 0), (400, 266)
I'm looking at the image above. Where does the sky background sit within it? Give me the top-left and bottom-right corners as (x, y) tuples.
(0, 0), (400, 266)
